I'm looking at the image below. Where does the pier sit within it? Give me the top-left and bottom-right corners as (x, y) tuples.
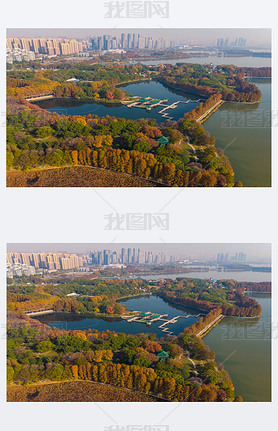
(196, 99), (224, 123)
(196, 314), (223, 337)
(122, 311), (204, 335)
(122, 96), (204, 120)
(25, 308), (54, 316)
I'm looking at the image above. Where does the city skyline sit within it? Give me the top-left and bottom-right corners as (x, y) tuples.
(6, 29), (271, 49)
(7, 244), (271, 263)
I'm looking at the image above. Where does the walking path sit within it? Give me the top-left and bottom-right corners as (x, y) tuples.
(196, 100), (223, 123)
(196, 314), (223, 337)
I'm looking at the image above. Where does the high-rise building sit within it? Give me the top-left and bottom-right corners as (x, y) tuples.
(7, 252), (83, 270)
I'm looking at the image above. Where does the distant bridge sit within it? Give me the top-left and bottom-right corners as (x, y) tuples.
(24, 93), (54, 102)
(25, 308), (54, 316)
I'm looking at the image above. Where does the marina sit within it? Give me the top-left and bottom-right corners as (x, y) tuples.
(121, 310), (204, 335)
(122, 96), (204, 120)
(37, 80), (203, 123)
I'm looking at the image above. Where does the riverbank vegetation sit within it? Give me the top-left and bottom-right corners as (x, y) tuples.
(158, 64), (266, 103)
(159, 278), (267, 318)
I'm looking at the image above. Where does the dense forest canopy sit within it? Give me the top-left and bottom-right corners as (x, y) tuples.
(7, 275), (269, 318)
(7, 317), (235, 402)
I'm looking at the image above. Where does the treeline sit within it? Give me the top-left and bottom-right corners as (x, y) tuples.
(184, 308), (222, 336)
(222, 77), (262, 102)
(161, 292), (215, 312)
(7, 324), (236, 401)
(184, 93), (222, 121)
(8, 277), (150, 316)
(159, 63), (263, 104)
(160, 77), (216, 98)
(237, 281), (271, 293)
(221, 293), (262, 317)
(158, 278), (263, 319)
(76, 146), (226, 187)
(8, 360), (232, 402)
(7, 64), (151, 102)
(238, 67), (271, 78)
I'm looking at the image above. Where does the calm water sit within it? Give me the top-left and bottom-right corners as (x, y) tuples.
(203, 293), (271, 401)
(139, 270), (271, 283)
(203, 78), (271, 186)
(37, 81), (202, 123)
(37, 294), (201, 337)
(138, 56), (271, 67)
(38, 271), (271, 401)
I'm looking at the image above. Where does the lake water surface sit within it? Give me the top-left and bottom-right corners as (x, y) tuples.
(138, 56), (271, 68)
(37, 81), (201, 123)
(139, 270), (271, 283)
(203, 293), (271, 401)
(203, 78), (271, 186)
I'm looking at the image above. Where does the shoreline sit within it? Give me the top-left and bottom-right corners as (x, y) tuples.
(196, 100), (224, 123)
(197, 314), (224, 337)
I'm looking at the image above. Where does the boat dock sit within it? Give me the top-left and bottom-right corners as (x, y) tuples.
(122, 311), (204, 335)
(122, 96), (204, 120)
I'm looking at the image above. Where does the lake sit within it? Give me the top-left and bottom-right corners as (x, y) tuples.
(138, 56), (271, 68)
(36, 80), (202, 123)
(203, 293), (271, 401)
(37, 294), (201, 337)
(37, 271), (271, 401)
(203, 78), (271, 186)
(138, 270), (271, 283)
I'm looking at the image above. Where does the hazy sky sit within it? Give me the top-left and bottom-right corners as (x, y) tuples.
(7, 243), (271, 262)
(6, 29), (271, 48)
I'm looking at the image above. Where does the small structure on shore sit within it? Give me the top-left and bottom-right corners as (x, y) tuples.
(157, 350), (169, 362)
(157, 135), (169, 147)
